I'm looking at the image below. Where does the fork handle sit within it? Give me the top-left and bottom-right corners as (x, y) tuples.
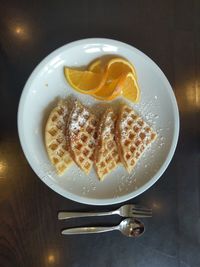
(62, 226), (117, 235)
(58, 210), (118, 220)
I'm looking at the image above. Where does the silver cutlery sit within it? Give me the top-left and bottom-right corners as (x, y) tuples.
(61, 218), (145, 237)
(58, 204), (152, 220)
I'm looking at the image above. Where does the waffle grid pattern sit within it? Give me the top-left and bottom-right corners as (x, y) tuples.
(117, 105), (157, 173)
(45, 100), (72, 175)
(68, 101), (97, 174)
(95, 109), (119, 180)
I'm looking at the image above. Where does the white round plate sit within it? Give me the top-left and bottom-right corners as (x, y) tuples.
(18, 38), (179, 205)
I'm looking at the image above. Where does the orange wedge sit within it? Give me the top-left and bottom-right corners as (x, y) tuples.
(90, 58), (138, 101)
(88, 59), (103, 73)
(105, 57), (137, 80)
(64, 57), (140, 102)
(92, 72), (140, 102)
(92, 75), (125, 101)
(122, 72), (140, 102)
(64, 67), (105, 94)
(89, 57), (137, 77)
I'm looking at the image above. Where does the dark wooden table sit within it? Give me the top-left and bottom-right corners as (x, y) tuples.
(0, 0), (199, 266)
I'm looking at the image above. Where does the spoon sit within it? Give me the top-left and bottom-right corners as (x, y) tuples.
(61, 218), (145, 237)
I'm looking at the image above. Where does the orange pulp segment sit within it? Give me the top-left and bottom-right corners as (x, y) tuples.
(64, 67), (104, 93)
(105, 57), (137, 80)
(122, 72), (140, 102)
(92, 75), (125, 101)
(88, 59), (103, 73)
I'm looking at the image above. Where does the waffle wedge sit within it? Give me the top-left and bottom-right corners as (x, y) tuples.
(94, 108), (119, 181)
(68, 100), (97, 174)
(116, 104), (157, 173)
(45, 100), (73, 175)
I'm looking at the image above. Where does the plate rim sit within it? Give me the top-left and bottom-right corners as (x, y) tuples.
(17, 38), (180, 205)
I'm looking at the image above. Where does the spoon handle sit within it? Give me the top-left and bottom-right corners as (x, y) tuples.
(62, 226), (117, 235)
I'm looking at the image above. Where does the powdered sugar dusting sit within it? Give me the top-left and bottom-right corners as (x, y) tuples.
(69, 103), (90, 133)
(102, 111), (114, 138)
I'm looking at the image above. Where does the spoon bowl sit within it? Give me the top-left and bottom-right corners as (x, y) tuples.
(118, 218), (145, 237)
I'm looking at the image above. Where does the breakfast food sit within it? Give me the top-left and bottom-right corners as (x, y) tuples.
(116, 104), (157, 173)
(64, 57), (140, 102)
(94, 108), (119, 180)
(68, 100), (97, 174)
(103, 57), (137, 80)
(121, 72), (140, 102)
(64, 68), (104, 94)
(45, 98), (157, 179)
(45, 100), (73, 175)
(44, 53), (159, 180)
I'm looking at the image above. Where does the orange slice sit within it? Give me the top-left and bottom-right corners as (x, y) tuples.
(89, 57), (137, 77)
(105, 57), (137, 80)
(92, 75), (125, 101)
(64, 57), (139, 102)
(92, 72), (140, 102)
(88, 59), (103, 73)
(122, 72), (140, 102)
(64, 67), (105, 94)
(91, 58), (138, 101)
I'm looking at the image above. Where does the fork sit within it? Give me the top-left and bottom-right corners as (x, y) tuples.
(58, 204), (152, 220)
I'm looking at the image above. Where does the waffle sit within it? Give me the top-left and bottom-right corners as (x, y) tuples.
(116, 104), (157, 173)
(45, 100), (73, 175)
(68, 100), (97, 174)
(94, 108), (119, 181)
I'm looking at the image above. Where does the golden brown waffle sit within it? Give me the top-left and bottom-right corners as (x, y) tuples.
(45, 100), (73, 175)
(68, 100), (97, 174)
(116, 104), (157, 173)
(94, 108), (119, 181)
